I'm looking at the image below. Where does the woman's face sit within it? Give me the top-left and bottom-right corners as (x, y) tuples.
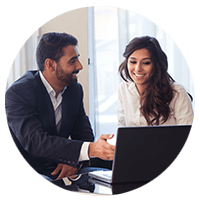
(127, 48), (154, 94)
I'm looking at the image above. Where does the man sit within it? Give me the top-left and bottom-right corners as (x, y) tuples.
(5, 32), (115, 180)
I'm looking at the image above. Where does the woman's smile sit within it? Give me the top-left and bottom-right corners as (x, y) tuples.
(133, 73), (145, 78)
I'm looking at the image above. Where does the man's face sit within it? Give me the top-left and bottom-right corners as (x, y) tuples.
(55, 45), (83, 86)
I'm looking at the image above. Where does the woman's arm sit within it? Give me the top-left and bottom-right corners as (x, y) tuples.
(172, 86), (194, 125)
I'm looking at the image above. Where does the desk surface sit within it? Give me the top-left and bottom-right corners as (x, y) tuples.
(52, 172), (148, 195)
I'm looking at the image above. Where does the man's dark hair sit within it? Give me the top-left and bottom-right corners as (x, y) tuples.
(36, 32), (78, 71)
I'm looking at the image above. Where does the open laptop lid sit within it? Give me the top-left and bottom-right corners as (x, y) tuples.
(112, 125), (191, 183)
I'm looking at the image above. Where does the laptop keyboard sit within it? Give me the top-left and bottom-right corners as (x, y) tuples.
(102, 171), (112, 178)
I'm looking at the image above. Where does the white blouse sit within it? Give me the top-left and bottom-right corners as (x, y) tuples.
(118, 81), (194, 127)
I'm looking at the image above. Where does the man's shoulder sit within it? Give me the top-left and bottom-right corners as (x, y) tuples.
(6, 70), (40, 96)
(9, 70), (39, 87)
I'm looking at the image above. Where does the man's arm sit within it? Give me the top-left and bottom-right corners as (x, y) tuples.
(5, 83), (83, 169)
(88, 134), (115, 161)
(50, 134), (115, 180)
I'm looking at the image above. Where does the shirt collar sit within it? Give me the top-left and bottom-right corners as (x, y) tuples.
(39, 71), (67, 97)
(128, 81), (140, 98)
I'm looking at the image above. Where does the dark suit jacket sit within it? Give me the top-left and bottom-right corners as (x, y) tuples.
(5, 70), (94, 174)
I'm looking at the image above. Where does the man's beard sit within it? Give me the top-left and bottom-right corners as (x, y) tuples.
(56, 63), (78, 86)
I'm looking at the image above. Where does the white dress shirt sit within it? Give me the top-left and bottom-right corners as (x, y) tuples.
(39, 71), (90, 162)
(118, 81), (194, 127)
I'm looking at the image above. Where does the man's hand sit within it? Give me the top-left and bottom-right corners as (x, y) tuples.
(88, 134), (115, 160)
(51, 163), (78, 180)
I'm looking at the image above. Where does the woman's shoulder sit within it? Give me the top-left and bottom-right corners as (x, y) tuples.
(171, 82), (192, 101)
(171, 82), (187, 92)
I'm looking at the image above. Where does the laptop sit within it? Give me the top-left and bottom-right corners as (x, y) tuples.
(89, 125), (191, 184)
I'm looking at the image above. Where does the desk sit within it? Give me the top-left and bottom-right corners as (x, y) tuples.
(51, 169), (149, 195)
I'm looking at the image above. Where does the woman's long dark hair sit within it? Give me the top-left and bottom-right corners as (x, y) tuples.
(119, 36), (175, 125)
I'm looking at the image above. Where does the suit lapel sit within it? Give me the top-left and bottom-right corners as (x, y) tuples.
(59, 89), (73, 137)
(35, 71), (57, 135)
(59, 86), (80, 138)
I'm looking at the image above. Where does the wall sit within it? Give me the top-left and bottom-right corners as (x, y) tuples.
(39, 7), (89, 115)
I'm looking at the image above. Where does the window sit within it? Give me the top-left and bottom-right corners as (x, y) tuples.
(7, 31), (38, 88)
(89, 7), (120, 143)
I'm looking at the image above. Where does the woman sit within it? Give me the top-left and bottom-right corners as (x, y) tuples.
(118, 36), (193, 127)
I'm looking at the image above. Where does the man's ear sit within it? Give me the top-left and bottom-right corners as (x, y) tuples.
(44, 58), (55, 71)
